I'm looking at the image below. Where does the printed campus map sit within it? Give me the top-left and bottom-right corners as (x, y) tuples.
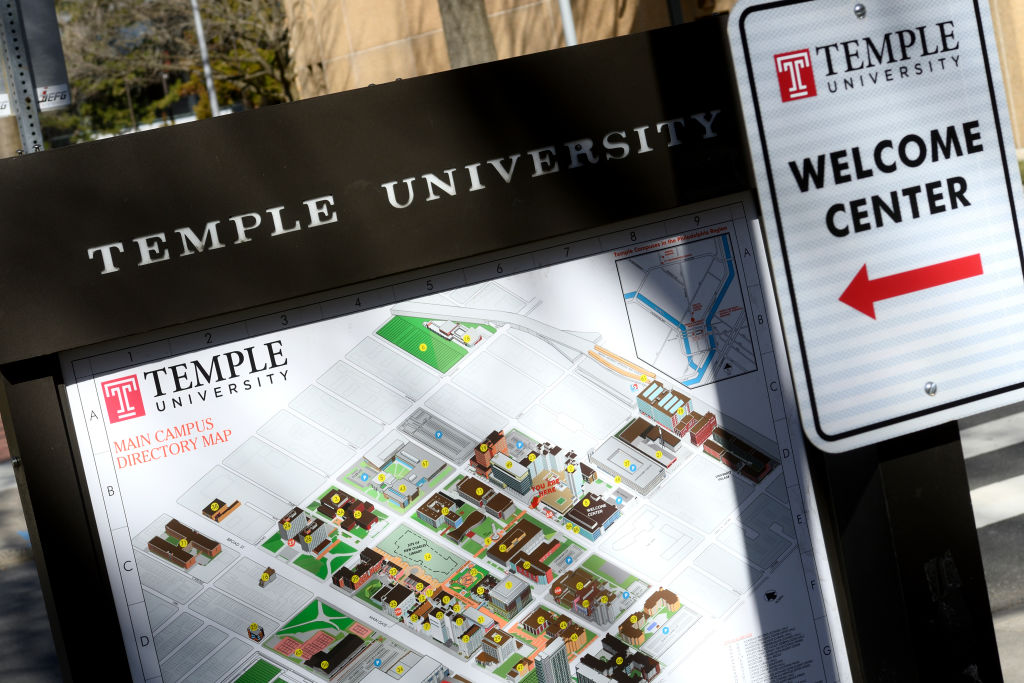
(62, 200), (840, 683)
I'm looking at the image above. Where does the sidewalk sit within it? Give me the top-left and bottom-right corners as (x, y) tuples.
(0, 460), (61, 681)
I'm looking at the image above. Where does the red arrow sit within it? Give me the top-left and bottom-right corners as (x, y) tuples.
(839, 253), (983, 319)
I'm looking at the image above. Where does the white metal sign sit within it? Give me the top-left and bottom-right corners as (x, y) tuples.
(730, 0), (1024, 452)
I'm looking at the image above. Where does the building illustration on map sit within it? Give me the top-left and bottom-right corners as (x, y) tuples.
(64, 207), (836, 683)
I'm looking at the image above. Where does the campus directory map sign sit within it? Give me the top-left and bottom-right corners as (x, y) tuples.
(62, 195), (845, 682)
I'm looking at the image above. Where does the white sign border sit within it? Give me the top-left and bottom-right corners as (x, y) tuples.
(729, 0), (1024, 452)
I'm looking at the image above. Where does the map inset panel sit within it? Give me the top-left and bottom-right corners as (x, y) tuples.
(616, 228), (756, 388)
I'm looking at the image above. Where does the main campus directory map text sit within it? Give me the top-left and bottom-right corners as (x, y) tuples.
(63, 199), (840, 682)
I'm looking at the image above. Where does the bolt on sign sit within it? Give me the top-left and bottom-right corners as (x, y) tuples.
(729, 0), (1024, 452)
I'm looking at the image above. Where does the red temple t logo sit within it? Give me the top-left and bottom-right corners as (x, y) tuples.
(775, 49), (816, 102)
(102, 376), (145, 423)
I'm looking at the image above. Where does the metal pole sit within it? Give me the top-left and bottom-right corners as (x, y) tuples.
(0, 0), (43, 153)
(189, 0), (220, 117)
(558, 0), (577, 46)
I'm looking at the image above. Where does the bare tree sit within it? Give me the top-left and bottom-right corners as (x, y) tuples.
(53, 0), (294, 137)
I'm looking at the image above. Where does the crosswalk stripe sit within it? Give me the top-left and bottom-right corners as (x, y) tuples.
(970, 472), (1024, 529)
(959, 407), (1024, 458)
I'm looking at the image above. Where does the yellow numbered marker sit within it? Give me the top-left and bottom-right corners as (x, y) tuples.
(354, 510), (362, 519)
(677, 406), (685, 415)
(559, 621), (567, 630)
(523, 561), (531, 570)
(601, 595), (608, 604)
(441, 507), (449, 515)
(462, 634), (470, 642)
(477, 586), (485, 595)
(416, 582), (424, 591)
(436, 610), (443, 619)
(505, 581), (513, 589)
(582, 498), (590, 508)
(262, 572), (270, 582)
(463, 334), (472, 343)
(614, 475), (621, 484)
(399, 484), (407, 493)
(623, 459), (631, 469)
(418, 343), (427, 352)
(411, 615), (419, 622)
(499, 544), (507, 553)
(517, 663), (525, 672)
(321, 661), (329, 670)
(331, 493), (341, 504)
(396, 665), (404, 674)
(571, 633), (579, 642)
(282, 521), (291, 530)
(576, 581), (584, 590)
(471, 568), (479, 576)
(456, 617), (464, 626)
(567, 464), (576, 473)
(616, 656), (624, 665)
(529, 453), (536, 461)
(389, 567), (398, 576)
(655, 450), (663, 459)
(210, 502), (220, 512)
(573, 525), (580, 534)
(295, 648), (303, 657)
(537, 616), (546, 625)
(630, 615), (638, 624)
(418, 594), (426, 603)
(484, 537), (491, 545)
(453, 603), (461, 613)
(249, 622), (259, 631)
(178, 538), (188, 548)
(424, 623), (431, 631)
(582, 599), (590, 608)
(352, 574), (360, 583)
(505, 461), (513, 469)
(442, 595), (450, 604)
(565, 522), (573, 531)
(421, 459), (430, 468)
(424, 552), (432, 562)
(304, 534), (312, 544)
(390, 600), (398, 608)
(426, 588), (434, 597)
(493, 634), (502, 643)
(478, 616), (485, 624)
(377, 473), (386, 482)
(479, 444), (487, 452)
(640, 374), (648, 383)
(476, 487), (484, 496)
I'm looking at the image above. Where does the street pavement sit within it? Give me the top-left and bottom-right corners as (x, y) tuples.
(0, 406), (1022, 681)
(963, 403), (1024, 682)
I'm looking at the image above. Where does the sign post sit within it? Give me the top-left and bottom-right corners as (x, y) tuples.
(730, 0), (1024, 452)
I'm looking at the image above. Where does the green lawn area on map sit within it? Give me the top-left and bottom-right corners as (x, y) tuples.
(261, 534), (284, 553)
(329, 555), (353, 574)
(277, 600), (355, 637)
(293, 554), (328, 580)
(235, 659), (279, 683)
(495, 653), (528, 678)
(384, 460), (412, 478)
(355, 578), (384, 607)
(376, 316), (469, 373)
(582, 555), (638, 589)
(470, 516), (497, 539)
